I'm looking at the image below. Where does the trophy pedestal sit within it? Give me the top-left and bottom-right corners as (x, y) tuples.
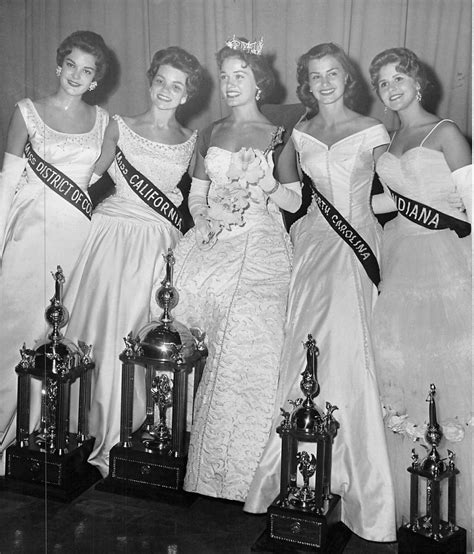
(5, 434), (100, 501)
(253, 494), (350, 553)
(96, 430), (195, 505)
(397, 525), (467, 554)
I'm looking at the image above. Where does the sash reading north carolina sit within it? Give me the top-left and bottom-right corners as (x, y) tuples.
(309, 180), (381, 287)
(24, 141), (92, 220)
(388, 186), (471, 238)
(115, 147), (183, 232)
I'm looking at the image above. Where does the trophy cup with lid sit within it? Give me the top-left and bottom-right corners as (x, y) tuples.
(5, 266), (98, 500)
(254, 335), (350, 552)
(397, 384), (466, 553)
(97, 248), (207, 501)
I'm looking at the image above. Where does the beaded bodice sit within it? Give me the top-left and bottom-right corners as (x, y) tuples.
(108, 115), (196, 207)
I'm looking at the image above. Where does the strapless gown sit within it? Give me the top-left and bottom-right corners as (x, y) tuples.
(0, 98), (108, 474)
(64, 116), (196, 477)
(159, 146), (292, 502)
(372, 147), (472, 550)
(245, 125), (397, 542)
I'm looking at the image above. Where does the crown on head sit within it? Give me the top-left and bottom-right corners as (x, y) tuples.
(225, 35), (264, 56)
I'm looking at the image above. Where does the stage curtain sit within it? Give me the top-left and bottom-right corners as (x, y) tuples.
(0, 0), (470, 155)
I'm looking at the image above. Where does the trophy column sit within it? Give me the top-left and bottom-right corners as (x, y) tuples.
(254, 335), (351, 553)
(97, 249), (207, 502)
(5, 266), (100, 501)
(397, 384), (466, 553)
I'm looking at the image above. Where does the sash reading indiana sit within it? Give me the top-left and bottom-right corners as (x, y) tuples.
(115, 147), (184, 232)
(24, 141), (92, 219)
(310, 180), (381, 287)
(388, 186), (471, 238)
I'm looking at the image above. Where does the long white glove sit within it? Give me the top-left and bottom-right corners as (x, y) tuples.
(452, 164), (472, 223)
(0, 152), (27, 251)
(189, 177), (212, 244)
(254, 151), (302, 212)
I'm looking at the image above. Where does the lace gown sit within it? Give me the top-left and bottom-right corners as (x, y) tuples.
(245, 125), (397, 542)
(372, 138), (472, 548)
(64, 116), (196, 477)
(163, 146), (292, 502)
(0, 98), (108, 474)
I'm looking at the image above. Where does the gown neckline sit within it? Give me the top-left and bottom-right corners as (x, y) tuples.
(26, 98), (99, 136)
(293, 123), (385, 150)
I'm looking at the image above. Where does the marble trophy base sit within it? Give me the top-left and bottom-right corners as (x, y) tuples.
(253, 493), (351, 553)
(397, 524), (467, 553)
(5, 434), (100, 502)
(96, 430), (195, 505)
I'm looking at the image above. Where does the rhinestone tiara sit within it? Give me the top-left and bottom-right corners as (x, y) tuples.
(225, 35), (264, 55)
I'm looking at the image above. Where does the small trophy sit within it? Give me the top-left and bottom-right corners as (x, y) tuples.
(98, 249), (208, 500)
(397, 384), (466, 553)
(255, 335), (350, 552)
(5, 267), (98, 500)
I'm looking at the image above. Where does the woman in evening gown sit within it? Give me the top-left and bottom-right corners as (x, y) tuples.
(0, 31), (110, 475)
(155, 37), (302, 502)
(245, 43), (396, 543)
(64, 47), (204, 477)
(369, 47), (472, 550)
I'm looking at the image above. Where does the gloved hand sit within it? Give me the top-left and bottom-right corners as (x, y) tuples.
(253, 151), (279, 193)
(452, 165), (472, 223)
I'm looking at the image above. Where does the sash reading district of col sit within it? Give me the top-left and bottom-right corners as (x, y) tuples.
(115, 147), (184, 232)
(388, 186), (471, 238)
(24, 141), (92, 219)
(310, 181), (381, 287)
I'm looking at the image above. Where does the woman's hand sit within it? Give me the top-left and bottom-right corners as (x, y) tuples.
(254, 151), (279, 193)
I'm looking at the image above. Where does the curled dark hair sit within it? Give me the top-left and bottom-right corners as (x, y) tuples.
(147, 46), (204, 100)
(296, 43), (359, 115)
(216, 40), (275, 103)
(56, 30), (109, 81)
(369, 47), (428, 97)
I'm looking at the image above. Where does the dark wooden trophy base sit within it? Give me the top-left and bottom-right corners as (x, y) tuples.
(397, 524), (467, 553)
(5, 434), (100, 502)
(96, 431), (195, 505)
(252, 494), (351, 553)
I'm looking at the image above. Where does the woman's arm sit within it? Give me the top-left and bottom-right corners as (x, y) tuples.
(256, 140), (302, 213)
(90, 118), (119, 181)
(0, 107), (29, 254)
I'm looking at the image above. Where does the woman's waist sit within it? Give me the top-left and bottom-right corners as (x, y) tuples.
(94, 194), (181, 228)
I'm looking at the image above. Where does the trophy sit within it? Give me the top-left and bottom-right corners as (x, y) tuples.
(98, 249), (207, 501)
(255, 335), (350, 552)
(5, 266), (98, 500)
(397, 384), (466, 553)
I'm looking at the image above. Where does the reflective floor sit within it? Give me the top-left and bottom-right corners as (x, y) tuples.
(0, 480), (398, 553)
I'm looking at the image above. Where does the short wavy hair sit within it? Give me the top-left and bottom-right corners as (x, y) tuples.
(369, 47), (428, 98)
(296, 43), (359, 115)
(56, 30), (109, 81)
(216, 40), (275, 103)
(147, 46), (204, 100)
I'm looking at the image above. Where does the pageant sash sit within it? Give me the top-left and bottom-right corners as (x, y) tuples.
(115, 147), (184, 232)
(388, 186), (471, 238)
(310, 180), (381, 287)
(24, 141), (92, 219)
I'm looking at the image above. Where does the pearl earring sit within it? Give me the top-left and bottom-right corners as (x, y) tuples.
(88, 81), (98, 92)
(255, 86), (262, 101)
(56, 66), (62, 77)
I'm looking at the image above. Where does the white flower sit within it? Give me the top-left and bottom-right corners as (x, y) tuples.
(441, 419), (465, 442)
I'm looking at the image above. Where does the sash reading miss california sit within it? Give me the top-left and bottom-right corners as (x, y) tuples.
(115, 147), (184, 232)
(24, 141), (92, 220)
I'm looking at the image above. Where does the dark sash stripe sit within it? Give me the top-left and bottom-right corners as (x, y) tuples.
(115, 147), (184, 232)
(24, 141), (92, 220)
(388, 186), (471, 238)
(309, 179), (381, 287)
